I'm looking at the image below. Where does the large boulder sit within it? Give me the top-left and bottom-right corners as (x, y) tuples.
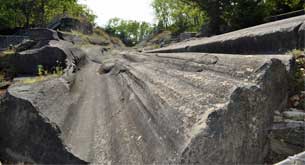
(0, 79), (87, 164)
(10, 40), (86, 76)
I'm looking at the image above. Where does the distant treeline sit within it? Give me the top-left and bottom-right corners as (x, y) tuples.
(105, 18), (153, 47)
(0, 0), (96, 29)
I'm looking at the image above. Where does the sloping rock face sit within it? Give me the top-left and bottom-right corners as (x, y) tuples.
(0, 29), (88, 164)
(149, 15), (305, 54)
(0, 89), (87, 164)
(19, 28), (60, 41)
(0, 46), (292, 164)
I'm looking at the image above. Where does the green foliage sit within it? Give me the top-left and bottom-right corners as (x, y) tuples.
(37, 61), (63, 77)
(264, 0), (305, 15)
(2, 50), (15, 56)
(37, 65), (44, 76)
(0, 0), (96, 28)
(290, 49), (305, 92)
(155, 0), (305, 35)
(21, 76), (49, 84)
(152, 0), (206, 34)
(105, 18), (153, 46)
(0, 73), (4, 83)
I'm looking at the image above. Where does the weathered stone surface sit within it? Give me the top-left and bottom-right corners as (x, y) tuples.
(283, 110), (305, 121)
(179, 32), (196, 41)
(58, 31), (85, 45)
(149, 15), (305, 54)
(87, 37), (110, 46)
(11, 40), (86, 75)
(14, 39), (36, 52)
(0, 46), (292, 164)
(269, 120), (305, 163)
(0, 79), (87, 164)
(52, 17), (93, 35)
(19, 28), (60, 41)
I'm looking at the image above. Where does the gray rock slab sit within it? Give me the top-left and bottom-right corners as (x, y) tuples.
(283, 110), (305, 121)
(269, 120), (305, 163)
(148, 15), (305, 54)
(20, 28), (60, 41)
(0, 47), (292, 164)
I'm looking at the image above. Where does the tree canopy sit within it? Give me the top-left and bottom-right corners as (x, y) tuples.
(105, 18), (153, 46)
(152, 0), (206, 34)
(0, 0), (96, 29)
(153, 0), (305, 35)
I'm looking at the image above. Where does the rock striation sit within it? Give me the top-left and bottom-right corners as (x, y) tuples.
(0, 16), (302, 164)
(0, 47), (292, 164)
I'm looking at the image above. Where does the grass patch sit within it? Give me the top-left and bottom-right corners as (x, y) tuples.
(20, 64), (64, 85)
(290, 49), (305, 91)
(1, 49), (16, 56)
(288, 49), (305, 109)
(3, 50), (15, 55)
(21, 76), (49, 84)
(0, 73), (4, 82)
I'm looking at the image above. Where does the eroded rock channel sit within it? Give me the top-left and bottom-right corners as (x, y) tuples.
(0, 16), (304, 164)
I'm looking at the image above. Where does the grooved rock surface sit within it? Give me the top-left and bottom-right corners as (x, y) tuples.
(149, 15), (305, 54)
(0, 45), (292, 164)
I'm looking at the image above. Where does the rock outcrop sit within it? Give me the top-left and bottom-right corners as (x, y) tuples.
(0, 48), (292, 164)
(49, 17), (93, 35)
(0, 16), (302, 164)
(149, 15), (305, 54)
(269, 108), (305, 163)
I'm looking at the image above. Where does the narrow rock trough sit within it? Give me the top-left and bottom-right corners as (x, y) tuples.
(0, 16), (303, 164)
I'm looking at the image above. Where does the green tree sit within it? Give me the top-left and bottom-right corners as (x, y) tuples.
(264, 0), (305, 15)
(105, 18), (153, 46)
(0, 0), (96, 29)
(223, 0), (267, 31)
(152, 0), (206, 34)
(177, 0), (305, 35)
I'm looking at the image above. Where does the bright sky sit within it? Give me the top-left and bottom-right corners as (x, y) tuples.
(78, 0), (155, 26)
